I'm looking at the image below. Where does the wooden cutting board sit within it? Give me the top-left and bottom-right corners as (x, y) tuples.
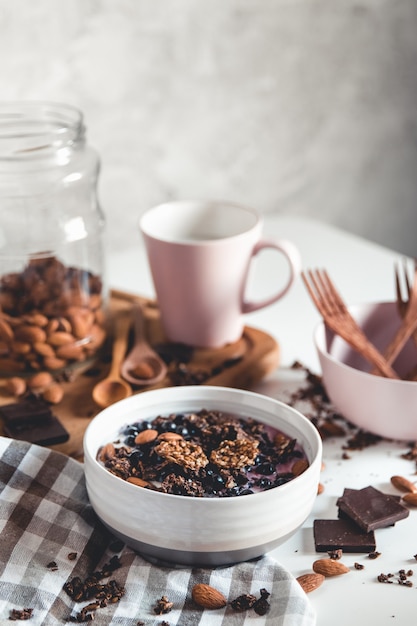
(0, 289), (280, 460)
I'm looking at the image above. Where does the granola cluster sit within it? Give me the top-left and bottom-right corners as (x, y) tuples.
(97, 409), (308, 497)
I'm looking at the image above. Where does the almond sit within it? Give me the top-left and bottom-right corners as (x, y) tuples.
(129, 362), (156, 380)
(5, 376), (27, 397)
(56, 343), (85, 361)
(191, 583), (227, 610)
(127, 476), (153, 488)
(296, 572), (325, 593)
(23, 312), (49, 327)
(98, 443), (116, 462)
(43, 356), (67, 370)
(27, 371), (54, 390)
(134, 429), (158, 445)
(33, 341), (56, 357)
(10, 340), (31, 355)
(42, 383), (64, 405)
(0, 318), (14, 342)
(47, 331), (76, 347)
(0, 358), (25, 372)
(391, 475), (417, 494)
(15, 324), (46, 344)
(69, 313), (89, 339)
(292, 459), (309, 476)
(157, 432), (184, 441)
(312, 559), (350, 577)
(402, 493), (417, 506)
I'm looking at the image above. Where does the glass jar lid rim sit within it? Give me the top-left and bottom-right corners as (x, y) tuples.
(0, 101), (85, 158)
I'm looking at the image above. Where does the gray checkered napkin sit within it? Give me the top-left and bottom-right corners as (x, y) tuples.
(0, 436), (316, 625)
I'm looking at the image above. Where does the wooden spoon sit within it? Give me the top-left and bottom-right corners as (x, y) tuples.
(121, 301), (168, 386)
(92, 310), (133, 408)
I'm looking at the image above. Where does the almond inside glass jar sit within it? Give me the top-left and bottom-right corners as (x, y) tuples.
(0, 254), (107, 375)
(97, 409), (309, 497)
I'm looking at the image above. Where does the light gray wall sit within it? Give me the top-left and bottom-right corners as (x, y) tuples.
(1, 0), (416, 255)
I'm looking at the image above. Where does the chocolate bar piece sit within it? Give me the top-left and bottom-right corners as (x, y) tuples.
(1, 397), (69, 446)
(314, 518), (376, 553)
(3, 415), (69, 446)
(337, 486), (409, 532)
(0, 396), (52, 424)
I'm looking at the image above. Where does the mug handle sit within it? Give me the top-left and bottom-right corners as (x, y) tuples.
(241, 239), (301, 314)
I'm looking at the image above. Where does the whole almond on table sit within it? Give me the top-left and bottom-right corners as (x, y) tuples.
(296, 573), (325, 593)
(5, 376), (27, 397)
(402, 493), (417, 506)
(191, 584), (227, 609)
(390, 475), (417, 494)
(28, 371), (54, 390)
(312, 559), (350, 577)
(42, 383), (64, 405)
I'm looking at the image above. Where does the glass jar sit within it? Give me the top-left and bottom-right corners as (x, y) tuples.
(0, 102), (107, 376)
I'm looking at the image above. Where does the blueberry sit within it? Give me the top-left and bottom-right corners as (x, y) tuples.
(257, 478), (273, 489)
(239, 488), (254, 496)
(257, 462), (276, 476)
(129, 450), (143, 467)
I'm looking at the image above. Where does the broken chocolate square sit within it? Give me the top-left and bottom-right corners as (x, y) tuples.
(1, 396), (69, 446)
(336, 486), (409, 532)
(314, 518), (376, 553)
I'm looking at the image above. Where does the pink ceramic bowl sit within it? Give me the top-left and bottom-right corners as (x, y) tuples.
(314, 301), (417, 441)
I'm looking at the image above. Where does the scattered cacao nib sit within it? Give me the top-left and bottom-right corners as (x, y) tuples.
(368, 551), (381, 559)
(343, 430), (382, 451)
(377, 573), (394, 584)
(68, 552), (77, 561)
(64, 555), (124, 622)
(153, 596), (173, 615)
(8, 608), (33, 621)
(328, 549), (343, 560)
(401, 442), (417, 471)
(253, 588), (271, 616)
(47, 560), (58, 571)
(377, 570), (413, 587)
(169, 363), (210, 386)
(230, 593), (257, 611)
(354, 562), (365, 570)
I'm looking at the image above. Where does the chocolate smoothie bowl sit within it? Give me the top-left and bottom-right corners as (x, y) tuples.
(84, 385), (322, 567)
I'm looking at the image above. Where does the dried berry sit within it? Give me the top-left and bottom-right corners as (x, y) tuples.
(9, 608), (34, 621)
(253, 588), (271, 616)
(153, 595), (173, 615)
(230, 593), (257, 611)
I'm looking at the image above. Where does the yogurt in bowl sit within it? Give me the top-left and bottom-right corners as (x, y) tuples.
(84, 385), (322, 567)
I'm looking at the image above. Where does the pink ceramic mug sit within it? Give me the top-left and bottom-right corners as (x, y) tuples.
(140, 201), (301, 348)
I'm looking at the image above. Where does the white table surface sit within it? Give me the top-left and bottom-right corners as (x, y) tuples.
(109, 215), (415, 626)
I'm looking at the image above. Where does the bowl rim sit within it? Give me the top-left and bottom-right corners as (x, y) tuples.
(84, 385), (322, 504)
(313, 301), (417, 386)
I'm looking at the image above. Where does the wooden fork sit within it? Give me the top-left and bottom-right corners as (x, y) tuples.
(393, 259), (417, 380)
(301, 269), (398, 379)
(395, 259), (417, 348)
(382, 259), (417, 367)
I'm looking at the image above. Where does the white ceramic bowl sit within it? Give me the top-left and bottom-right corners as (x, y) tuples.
(83, 385), (322, 567)
(314, 301), (417, 441)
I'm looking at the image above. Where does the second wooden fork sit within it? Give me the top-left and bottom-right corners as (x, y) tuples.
(382, 259), (417, 367)
(302, 269), (398, 379)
